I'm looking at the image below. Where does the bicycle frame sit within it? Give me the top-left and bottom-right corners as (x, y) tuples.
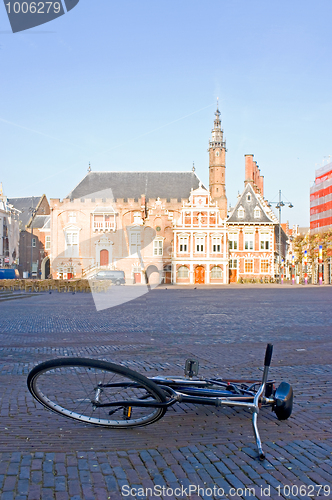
(94, 344), (275, 460)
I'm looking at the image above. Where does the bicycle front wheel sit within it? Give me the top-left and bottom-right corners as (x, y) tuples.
(27, 358), (167, 428)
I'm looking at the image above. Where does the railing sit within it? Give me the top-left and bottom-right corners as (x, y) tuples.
(81, 263), (98, 277)
(81, 263), (116, 278)
(93, 221), (116, 231)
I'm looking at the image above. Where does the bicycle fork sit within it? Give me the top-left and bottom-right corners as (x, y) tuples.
(252, 343), (274, 460)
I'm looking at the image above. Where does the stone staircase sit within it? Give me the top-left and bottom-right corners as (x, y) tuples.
(0, 290), (39, 302)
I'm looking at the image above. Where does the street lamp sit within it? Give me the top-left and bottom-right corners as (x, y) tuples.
(267, 190), (293, 283)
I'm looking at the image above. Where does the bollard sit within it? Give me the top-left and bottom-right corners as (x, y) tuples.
(319, 245), (323, 285)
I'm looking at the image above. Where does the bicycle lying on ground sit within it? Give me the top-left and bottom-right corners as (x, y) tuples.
(27, 344), (293, 460)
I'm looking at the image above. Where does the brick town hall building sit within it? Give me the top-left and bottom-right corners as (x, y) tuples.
(49, 106), (283, 284)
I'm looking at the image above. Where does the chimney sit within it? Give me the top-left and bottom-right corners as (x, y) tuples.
(253, 161), (258, 188)
(259, 175), (264, 197)
(245, 155), (254, 185)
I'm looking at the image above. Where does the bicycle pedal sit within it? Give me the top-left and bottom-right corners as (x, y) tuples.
(184, 359), (199, 378)
(123, 406), (132, 420)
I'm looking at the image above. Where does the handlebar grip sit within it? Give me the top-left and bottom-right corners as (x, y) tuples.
(264, 344), (273, 367)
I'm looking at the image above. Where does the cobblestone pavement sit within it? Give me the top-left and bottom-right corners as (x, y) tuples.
(0, 286), (331, 499)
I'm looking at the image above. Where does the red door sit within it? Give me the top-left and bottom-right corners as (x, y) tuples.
(194, 266), (205, 284)
(229, 269), (237, 283)
(100, 249), (109, 266)
(134, 273), (141, 283)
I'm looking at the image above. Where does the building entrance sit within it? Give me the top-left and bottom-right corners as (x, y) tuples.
(100, 249), (109, 266)
(229, 269), (237, 283)
(194, 266), (205, 284)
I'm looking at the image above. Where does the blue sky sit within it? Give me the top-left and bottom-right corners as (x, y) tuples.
(1, 0), (331, 227)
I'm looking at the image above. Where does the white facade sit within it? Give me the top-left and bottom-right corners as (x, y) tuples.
(172, 185), (228, 284)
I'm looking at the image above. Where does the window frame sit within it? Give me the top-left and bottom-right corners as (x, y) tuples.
(45, 235), (51, 250)
(260, 232), (270, 250)
(254, 206), (261, 219)
(244, 259), (254, 273)
(129, 230), (141, 256)
(211, 266), (222, 279)
(211, 236), (221, 253)
(177, 265), (189, 278)
(69, 212), (76, 223)
(153, 238), (163, 256)
(229, 259), (238, 269)
(238, 206), (245, 219)
(244, 232), (254, 251)
(133, 211), (143, 225)
(65, 230), (79, 257)
(228, 232), (238, 250)
(260, 259), (269, 273)
(195, 235), (205, 253)
(179, 235), (189, 253)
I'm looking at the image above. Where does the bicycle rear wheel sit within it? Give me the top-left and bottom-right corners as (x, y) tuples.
(27, 358), (167, 427)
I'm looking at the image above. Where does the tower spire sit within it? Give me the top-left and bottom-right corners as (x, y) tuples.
(210, 100), (223, 146)
(208, 103), (227, 218)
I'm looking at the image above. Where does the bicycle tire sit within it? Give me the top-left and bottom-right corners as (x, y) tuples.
(27, 358), (167, 428)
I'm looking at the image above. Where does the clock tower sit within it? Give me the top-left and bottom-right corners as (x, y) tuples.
(209, 102), (227, 218)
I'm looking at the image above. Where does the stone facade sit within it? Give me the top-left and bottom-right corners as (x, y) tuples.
(49, 172), (202, 283)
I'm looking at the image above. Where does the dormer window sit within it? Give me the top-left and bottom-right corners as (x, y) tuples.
(254, 206), (261, 219)
(238, 206), (245, 219)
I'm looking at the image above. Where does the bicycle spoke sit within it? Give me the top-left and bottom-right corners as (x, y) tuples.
(28, 358), (166, 427)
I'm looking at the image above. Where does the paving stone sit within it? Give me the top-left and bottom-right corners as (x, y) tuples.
(0, 289), (332, 500)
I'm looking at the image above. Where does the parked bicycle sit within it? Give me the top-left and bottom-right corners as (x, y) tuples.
(27, 344), (293, 460)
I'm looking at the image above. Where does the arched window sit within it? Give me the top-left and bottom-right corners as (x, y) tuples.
(211, 266), (222, 279)
(177, 266), (189, 278)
